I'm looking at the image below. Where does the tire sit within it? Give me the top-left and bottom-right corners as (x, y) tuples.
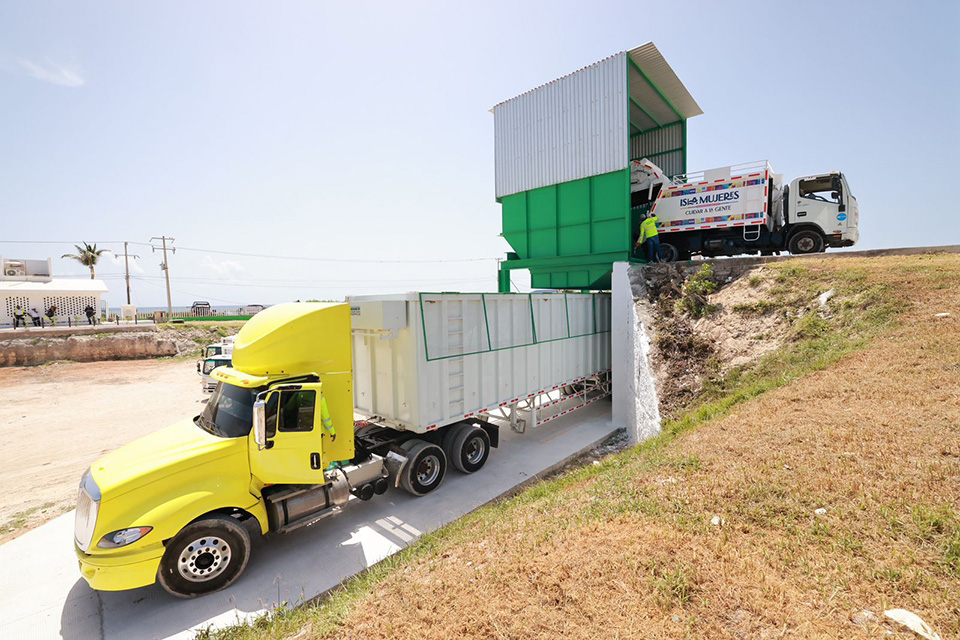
(400, 440), (447, 496)
(660, 242), (680, 263)
(788, 230), (824, 255)
(442, 424), (491, 474)
(157, 515), (251, 598)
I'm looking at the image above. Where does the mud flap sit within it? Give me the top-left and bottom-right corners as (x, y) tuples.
(384, 450), (409, 488)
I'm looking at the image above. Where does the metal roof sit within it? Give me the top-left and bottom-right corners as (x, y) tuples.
(626, 42), (702, 131)
(494, 42), (702, 123)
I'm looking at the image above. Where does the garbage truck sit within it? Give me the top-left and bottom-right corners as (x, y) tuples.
(630, 159), (859, 261)
(75, 293), (611, 597)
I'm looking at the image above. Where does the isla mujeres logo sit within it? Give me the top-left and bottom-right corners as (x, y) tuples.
(680, 191), (740, 208)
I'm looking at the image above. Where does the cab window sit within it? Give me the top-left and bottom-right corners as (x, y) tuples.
(263, 390), (316, 437)
(798, 176), (840, 203)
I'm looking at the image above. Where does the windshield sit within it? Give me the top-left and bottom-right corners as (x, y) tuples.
(195, 383), (257, 438)
(202, 358), (230, 375)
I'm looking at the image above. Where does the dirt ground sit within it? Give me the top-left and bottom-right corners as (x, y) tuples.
(0, 358), (206, 543)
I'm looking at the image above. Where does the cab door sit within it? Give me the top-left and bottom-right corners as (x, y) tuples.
(249, 383), (327, 485)
(794, 175), (842, 235)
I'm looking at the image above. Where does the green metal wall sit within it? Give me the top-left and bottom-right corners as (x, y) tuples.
(500, 169), (631, 290)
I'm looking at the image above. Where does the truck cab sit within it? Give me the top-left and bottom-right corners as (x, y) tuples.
(198, 353), (232, 392)
(75, 303), (489, 598)
(787, 172), (859, 252)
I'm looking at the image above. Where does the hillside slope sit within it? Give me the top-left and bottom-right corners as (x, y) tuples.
(228, 254), (960, 640)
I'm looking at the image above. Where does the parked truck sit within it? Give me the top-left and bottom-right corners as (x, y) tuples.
(630, 159), (859, 261)
(75, 293), (611, 597)
(196, 337), (236, 393)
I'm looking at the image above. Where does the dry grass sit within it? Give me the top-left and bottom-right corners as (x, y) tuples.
(218, 254), (960, 640)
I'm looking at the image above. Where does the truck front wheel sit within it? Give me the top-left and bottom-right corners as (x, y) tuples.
(157, 515), (251, 598)
(788, 230), (824, 255)
(443, 423), (491, 474)
(400, 440), (447, 496)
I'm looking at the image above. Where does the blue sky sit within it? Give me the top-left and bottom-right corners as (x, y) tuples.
(2, 0), (957, 308)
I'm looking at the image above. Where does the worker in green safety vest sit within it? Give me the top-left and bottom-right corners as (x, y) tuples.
(636, 213), (663, 263)
(320, 395), (336, 441)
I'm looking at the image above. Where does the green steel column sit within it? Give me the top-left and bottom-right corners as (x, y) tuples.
(498, 265), (511, 293)
(682, 118), (687, 173)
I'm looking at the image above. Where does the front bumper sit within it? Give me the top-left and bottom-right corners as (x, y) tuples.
(76, 543), (163, 591)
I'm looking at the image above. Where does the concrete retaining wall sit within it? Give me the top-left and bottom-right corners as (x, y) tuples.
(611, 262), (662, 445)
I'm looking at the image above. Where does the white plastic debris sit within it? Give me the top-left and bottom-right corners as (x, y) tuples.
(710, 515), (725, 526)
(850, 610), (877, 627)
(934, 312), (950, 318)
(818, 289), (836, 307)
(814, 508), (827, 516)
(883, 609), (942, 640)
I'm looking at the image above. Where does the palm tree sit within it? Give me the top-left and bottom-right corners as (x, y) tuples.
(62, 242), (110, 279)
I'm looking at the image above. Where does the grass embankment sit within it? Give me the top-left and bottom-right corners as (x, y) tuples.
(208, 254), (960, 639)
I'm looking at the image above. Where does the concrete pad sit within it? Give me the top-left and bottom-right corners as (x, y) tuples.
(0, 402), (617, 640)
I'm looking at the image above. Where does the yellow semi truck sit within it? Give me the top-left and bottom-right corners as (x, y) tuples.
(75, 295), (611, 597)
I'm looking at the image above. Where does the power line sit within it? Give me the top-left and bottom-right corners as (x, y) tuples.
(59, 273), (494, 285)
(173, 245), (497, 264)
(2, 240), (497, 264)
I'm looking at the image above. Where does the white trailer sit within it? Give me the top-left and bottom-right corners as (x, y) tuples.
(631, 159), (859, 260)
(349, 292), (612, 436)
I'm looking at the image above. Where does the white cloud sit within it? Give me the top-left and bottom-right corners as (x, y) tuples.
(18, 58), (85, 88)
(107, 253), (144, 274)
(200, 256), (245, 279)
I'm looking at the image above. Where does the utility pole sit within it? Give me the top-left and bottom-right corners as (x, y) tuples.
(115, 242), (140, 305)
(150, 236), (176, 318)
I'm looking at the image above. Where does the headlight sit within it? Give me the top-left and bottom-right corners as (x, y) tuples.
(97, 526), (153, 549)
(74, 469), (101, 552)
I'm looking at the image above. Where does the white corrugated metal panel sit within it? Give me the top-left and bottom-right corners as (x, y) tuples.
(349, 293), (611, 432)
(631, 124), (684, 176)
(493, 53), (628, 199)
(627, 43), (703, 120)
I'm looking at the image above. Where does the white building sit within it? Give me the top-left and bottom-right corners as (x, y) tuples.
(0, 256), (108, 325)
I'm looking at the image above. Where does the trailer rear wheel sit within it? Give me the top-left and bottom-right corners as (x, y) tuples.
(443, 423), (491, 474)
(400, 440), (447, 496)
(157, 515), (251, 598)
(788, 230), (824, 255)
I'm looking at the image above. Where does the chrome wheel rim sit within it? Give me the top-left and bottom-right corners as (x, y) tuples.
(178, 536), (231, 582)
(416, 455), (441, 486)
(465, 437), (485, 464)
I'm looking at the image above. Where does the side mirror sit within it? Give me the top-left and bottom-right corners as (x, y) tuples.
(253, 392), (274, 450)
(253, 398), (266, 448)
(831, 191), (839, 201)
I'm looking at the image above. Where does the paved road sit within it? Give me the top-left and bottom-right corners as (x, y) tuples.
(0, 403), (617, 640)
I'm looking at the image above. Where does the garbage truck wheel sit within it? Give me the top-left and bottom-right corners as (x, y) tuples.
(400, 440), (447, 496)
(660, 242), (680, 263)
(158, 515), (251, 598)
(788, 230), (824, 255)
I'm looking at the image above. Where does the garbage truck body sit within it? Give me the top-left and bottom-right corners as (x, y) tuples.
(631, 159), (859, 260)
(75, 294), (611, 597)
